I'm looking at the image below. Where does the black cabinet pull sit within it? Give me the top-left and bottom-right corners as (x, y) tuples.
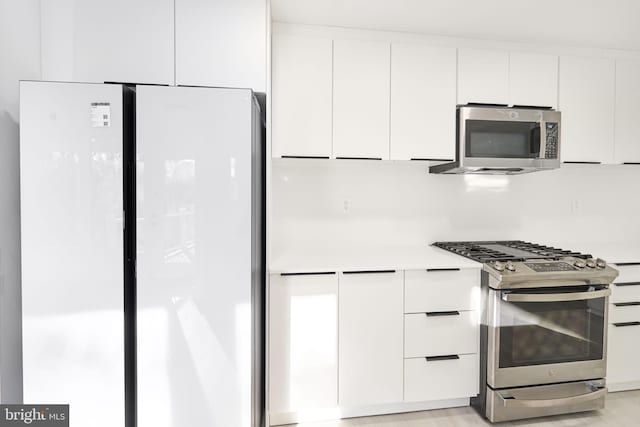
(615, 262), (640, 266)
(280, 272), (336, 276)
(613, 321), (640, 327)
(613, 302), (640, 307)
(342, 270), (396, 275)
(614, 282), (640, 287)
(335, 157), (382, 161)
(426, 268), (460, 272)
(426, 311), (460, 317)
(410, 158), (454, 162)
(281, 155), (330, 159)
(426, 355), (460, 362)
(563, 161), (601, 164)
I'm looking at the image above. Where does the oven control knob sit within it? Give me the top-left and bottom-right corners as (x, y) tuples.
(586, 259), (597, 268)
(574, 259), (586, 268)
(493, 261), (505, 272)
(596, 258), (607, 269)
(506, 262), (516, 272)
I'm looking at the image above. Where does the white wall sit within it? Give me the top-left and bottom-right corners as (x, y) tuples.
(0, 0), (41, 403)
(271, 160), (640, 261)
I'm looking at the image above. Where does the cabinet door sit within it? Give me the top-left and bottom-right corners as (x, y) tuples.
(390, 44), (456, 161)
(615, 59), (640, 163)
(457, 48), (509, 105)
(175, 0), (267, 91)
(41, 0), (174, 85)
(339, 271), (403, 407)
(272, 35), (333, 158)
(269, 273), (339, 415)
(333, 40), (390, 160)
(509, 52), (558, 108)
(558, 56), (615, 163)
(607, 324), (640, 388)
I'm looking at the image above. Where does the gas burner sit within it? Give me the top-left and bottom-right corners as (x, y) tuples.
(433, 240), (591, 263)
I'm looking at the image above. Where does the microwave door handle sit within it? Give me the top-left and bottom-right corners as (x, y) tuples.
(502, 288), (611, 303)
(498, 386), (606, 409)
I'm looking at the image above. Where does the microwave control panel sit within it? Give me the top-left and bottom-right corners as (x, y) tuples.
(544, 122), (559, 159)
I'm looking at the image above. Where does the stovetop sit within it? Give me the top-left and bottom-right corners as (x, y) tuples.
(433, 240), (592, 263)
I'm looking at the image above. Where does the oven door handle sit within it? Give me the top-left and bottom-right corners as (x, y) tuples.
(502, 288), (611, 303)
(498, 386), (606, 409)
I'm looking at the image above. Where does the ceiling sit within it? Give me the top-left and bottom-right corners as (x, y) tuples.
(271, 0), (640, 51)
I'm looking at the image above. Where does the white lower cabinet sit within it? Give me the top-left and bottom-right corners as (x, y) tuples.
(269, 273), (339, 416)
(339, 271), (404, 407)
(404, 355), (479, 402)
(607, 323), (640, 391)
(405, 311), (478, 358)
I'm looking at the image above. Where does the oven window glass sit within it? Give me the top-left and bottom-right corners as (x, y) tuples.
(465, 120), (541, 158)
(499, 295), (605, 368)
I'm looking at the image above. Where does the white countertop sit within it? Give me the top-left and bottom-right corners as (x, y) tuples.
(269, 241), (640, 274)
(269, 245), (482, 274)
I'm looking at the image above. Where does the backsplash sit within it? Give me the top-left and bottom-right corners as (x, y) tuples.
(270, 159), (640, 258)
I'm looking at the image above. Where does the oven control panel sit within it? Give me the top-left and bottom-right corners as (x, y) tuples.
(524, 262), (577, 272)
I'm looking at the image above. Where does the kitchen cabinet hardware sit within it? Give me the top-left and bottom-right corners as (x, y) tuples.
(613, 302), (640, 307)
(425, 311), (460, 317)
(615, 262), (640, 266)
(335, 157), (383, 160)
(281, 155), (330, 159)
(426, 268), (461, 272)
(280, 271), (336, 276)
(342, 270), (396, 275)
(410, 158), (454, 162)
(613, 321), (640, 327)
(425, 355), (460, 362)
(614, 282), (640, 287)
(562, 161), (602, 164)
(623, 162), (640, 165)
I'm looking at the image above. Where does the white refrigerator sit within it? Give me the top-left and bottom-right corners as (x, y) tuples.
(20, 81), (265, 427)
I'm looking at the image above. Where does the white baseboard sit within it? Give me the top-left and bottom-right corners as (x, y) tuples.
(608, 381), (640, 393)
(269, 397), (470, 426)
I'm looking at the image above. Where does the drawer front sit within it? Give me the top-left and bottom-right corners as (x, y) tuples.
(607, 323), (640, 385)
(404, 354), (479, 402)
(610, 282), (640, 304)
(613, 264), (640, 284)
(405, 311), (478, 358)
(405, 269), (479, 313)
(609, 303), (640, 324)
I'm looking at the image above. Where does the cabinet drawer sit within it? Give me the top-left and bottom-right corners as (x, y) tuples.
(405, 269), (479, 313)
(404, 354), (479, 402)
(613, 264), (640, 284)
(611, 282), (640, 304)
(610, 303), (640, 324)
(607, 323), (640, 385)
(405, 312), (478, 358)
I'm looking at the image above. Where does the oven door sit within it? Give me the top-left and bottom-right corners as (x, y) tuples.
(487, 286), (610, 389)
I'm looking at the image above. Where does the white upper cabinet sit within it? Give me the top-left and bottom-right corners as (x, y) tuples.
(272, 35), (333, 158)
(175, 0), (267, 92)
(558, 56), (615, 163)
(40, 0), (174, 85)
(457, 48), (509, 105)
(509, 52), (558, 108)
(390, 44), (456, 161)
(333, 40), (391, 160)
(339, 271), (403, 407)
(615, 59), (640, 164)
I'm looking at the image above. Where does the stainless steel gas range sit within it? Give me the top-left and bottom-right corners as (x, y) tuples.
(433, 241), (619, 423)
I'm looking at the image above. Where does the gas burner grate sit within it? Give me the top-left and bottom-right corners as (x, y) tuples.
(433, 240), (591, 263)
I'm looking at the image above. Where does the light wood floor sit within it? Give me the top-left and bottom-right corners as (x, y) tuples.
(291, 391), (640, 427)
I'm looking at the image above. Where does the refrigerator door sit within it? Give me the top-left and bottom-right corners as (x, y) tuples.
(136, 85), (261, 427)
(19, 81), (125, 426)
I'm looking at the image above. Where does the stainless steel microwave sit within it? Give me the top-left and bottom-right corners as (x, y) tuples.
(430, 106), (561, 175)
